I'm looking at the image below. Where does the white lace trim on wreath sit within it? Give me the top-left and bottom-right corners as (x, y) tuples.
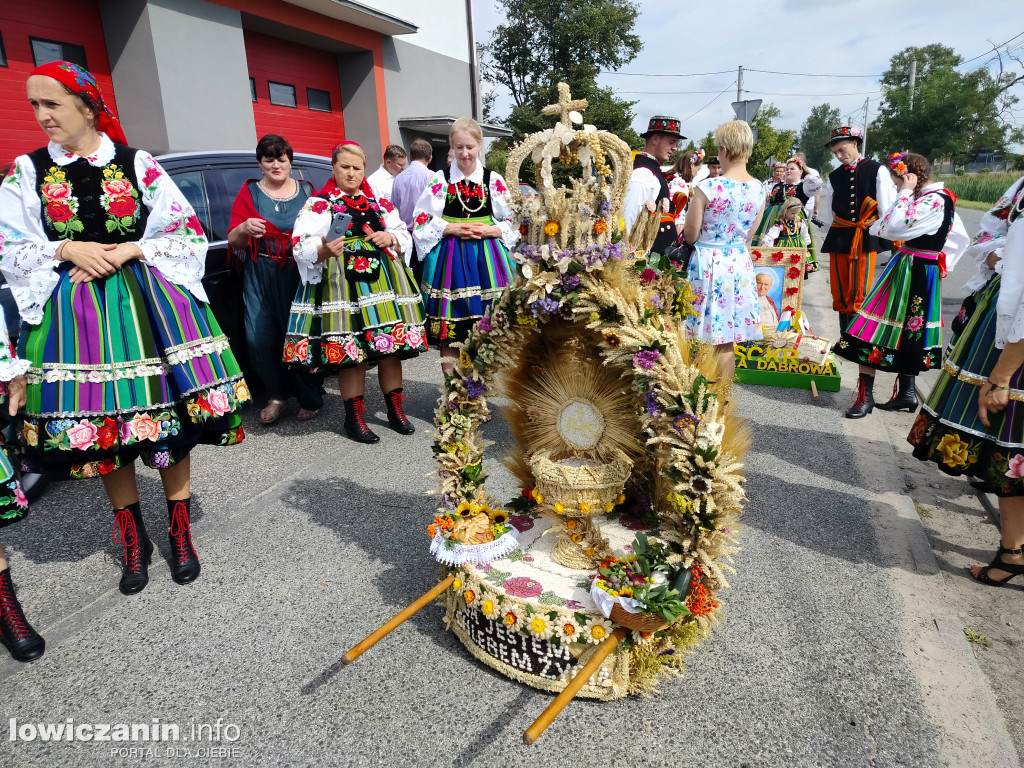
(429, 530), (518, 566)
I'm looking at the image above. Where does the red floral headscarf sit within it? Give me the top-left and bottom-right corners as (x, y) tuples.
(29, 60), (127, 145)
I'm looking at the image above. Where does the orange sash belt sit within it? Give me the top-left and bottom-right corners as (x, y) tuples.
(831, 197), (879, 261)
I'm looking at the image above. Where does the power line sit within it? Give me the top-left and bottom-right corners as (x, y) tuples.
(618, 88), (735, 94)
(958, 30), (1024, 65)
(754, 90), (882, 97)
(681, 81), (736, 123)
(745, 68), (882, 79)
(600, 69), (733, 77)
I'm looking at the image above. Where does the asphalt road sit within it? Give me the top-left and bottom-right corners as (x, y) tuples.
(1, 206), (1019, 767)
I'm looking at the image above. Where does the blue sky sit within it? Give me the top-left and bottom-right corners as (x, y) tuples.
(471, 0), (1023, 150)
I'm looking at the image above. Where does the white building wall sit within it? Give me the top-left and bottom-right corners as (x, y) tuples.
(375, 0), (471, 61)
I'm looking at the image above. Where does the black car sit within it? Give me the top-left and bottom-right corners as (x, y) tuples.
(154, 150), (334, 357)
(0, 151), (334, 357)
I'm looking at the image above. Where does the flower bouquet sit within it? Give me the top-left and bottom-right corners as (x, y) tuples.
(428, 501), (518, 566)
(589, 533), (693, 632)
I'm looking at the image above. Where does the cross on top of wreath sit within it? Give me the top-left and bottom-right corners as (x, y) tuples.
(541, 82), (589, 129)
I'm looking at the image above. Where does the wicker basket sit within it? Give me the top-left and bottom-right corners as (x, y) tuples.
(610, 603), (670, 633)
(529, 449), (632, 514)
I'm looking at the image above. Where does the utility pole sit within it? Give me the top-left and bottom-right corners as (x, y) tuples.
(737, 65), (743, 102)
(908, 59), (917, 110)
(861, 97), (870, 158)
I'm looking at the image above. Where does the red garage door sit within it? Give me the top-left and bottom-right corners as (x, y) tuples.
(0, 0), (117, 166)
(244, 30), (344, 158)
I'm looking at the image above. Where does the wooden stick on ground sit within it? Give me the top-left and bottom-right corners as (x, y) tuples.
(342, 573), (455, 665)
(523, 626), (628, 744)
(810, 380), (819, 400)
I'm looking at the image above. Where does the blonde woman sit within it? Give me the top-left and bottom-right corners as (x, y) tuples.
(682, 120), (766, 380)
(412, 117), (519, 367)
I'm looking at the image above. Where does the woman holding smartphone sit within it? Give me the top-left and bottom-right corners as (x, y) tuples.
(284, 141), (427, 444)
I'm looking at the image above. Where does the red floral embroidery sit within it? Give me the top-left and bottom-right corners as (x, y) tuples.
(310, 199), (329, 214)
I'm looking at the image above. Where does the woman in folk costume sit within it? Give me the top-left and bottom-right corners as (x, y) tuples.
(763, 161), (784, 196)
(947, 175), (1024, 347)
(753, 157), (822, 270)
(285, 141), (427, 444)
(0, 62), (248, 596)
(834, 153), (968, 418)
(908, 189), (1024, 587)
(665, 148), (705, 238)
(0, 313), (43, 661)
(413, 117), (519, 367)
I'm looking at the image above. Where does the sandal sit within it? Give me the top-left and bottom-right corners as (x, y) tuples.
(972, 543), (1024, 587)
(297, 408), (320, 421)
(259, 400), (286, 425)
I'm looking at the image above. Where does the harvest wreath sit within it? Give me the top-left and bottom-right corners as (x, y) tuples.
(342, 85), (750, 740)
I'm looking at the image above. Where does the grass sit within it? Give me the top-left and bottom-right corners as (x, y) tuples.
(938, 172), (1019, 205)
(955, 198), (995, 211)
(964, 628), (992, 648)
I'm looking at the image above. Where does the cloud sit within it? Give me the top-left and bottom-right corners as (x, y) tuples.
(472, 0), (1023, 151)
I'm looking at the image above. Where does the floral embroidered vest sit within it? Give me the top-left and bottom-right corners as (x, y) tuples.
(441, 168), (495, 219)
(318, 191), (387, 235)
(28, 144), (148, 243)
(905, 191), (955, 252)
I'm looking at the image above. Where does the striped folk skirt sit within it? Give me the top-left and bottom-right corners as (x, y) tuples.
(420, 232), (518, 344)
(833, 247), (943, 375)
(0, 387), (27, 526)
(11, 262), (248, 480)
(908, 275), (1024, 496)
(284, 239), (427, 370)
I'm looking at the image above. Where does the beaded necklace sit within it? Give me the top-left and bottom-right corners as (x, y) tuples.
(454, 179), (487, 214)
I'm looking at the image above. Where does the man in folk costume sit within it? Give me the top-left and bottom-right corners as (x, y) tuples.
(820, 126), (897, 333)
(625, 116), (684, 256)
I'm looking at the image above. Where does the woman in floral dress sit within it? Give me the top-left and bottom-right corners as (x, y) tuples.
(0, 62), (248, 597)
(908, 188), (1024, 587)
(682, 120), (766, 381)
(284, 141), (427, 444)
(834, 153), (967, 418)
(0, 312), (43, 662)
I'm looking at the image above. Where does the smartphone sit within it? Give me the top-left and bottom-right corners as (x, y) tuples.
(326, 212), (353, 242)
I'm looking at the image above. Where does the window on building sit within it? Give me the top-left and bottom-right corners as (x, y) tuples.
(307, 88), (331, 113)
(0, 32), (7, 67)
(249, 78), (257, 103)
(30, 37), (88, 68)
(268, 81), (296, 108)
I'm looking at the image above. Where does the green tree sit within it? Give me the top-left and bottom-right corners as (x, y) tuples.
(797, 103), (841, 172)
(480, 0), (642, 145)
(699, 132), (716, 157)
(870, 44), (1023, 164)
(748, 104), (797, 178)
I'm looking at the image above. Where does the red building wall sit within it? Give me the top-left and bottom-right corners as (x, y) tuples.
(244, 30), (345, 157)
(0, 0), (117, 165)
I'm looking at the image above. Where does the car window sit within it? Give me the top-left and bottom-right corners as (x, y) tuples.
(295, 163), (332, 191)
(167, 170), (213, 238)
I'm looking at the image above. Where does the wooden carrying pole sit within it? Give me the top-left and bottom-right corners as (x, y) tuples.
(523, 626), (628, 744)
(342, 573), (455, 665)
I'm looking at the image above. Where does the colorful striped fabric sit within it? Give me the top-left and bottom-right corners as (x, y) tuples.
(0, 439), (27, 528)
(834, 248), (943, 374)
(284, 238), (427, 369)
(420, 218), (518, 344)
(910, 274), (1024, 495)
(11, 262), (248, 478)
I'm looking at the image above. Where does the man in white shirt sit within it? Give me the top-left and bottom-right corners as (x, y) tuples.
(365, 144), (407, 201)
(624, 115), (684, 255)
